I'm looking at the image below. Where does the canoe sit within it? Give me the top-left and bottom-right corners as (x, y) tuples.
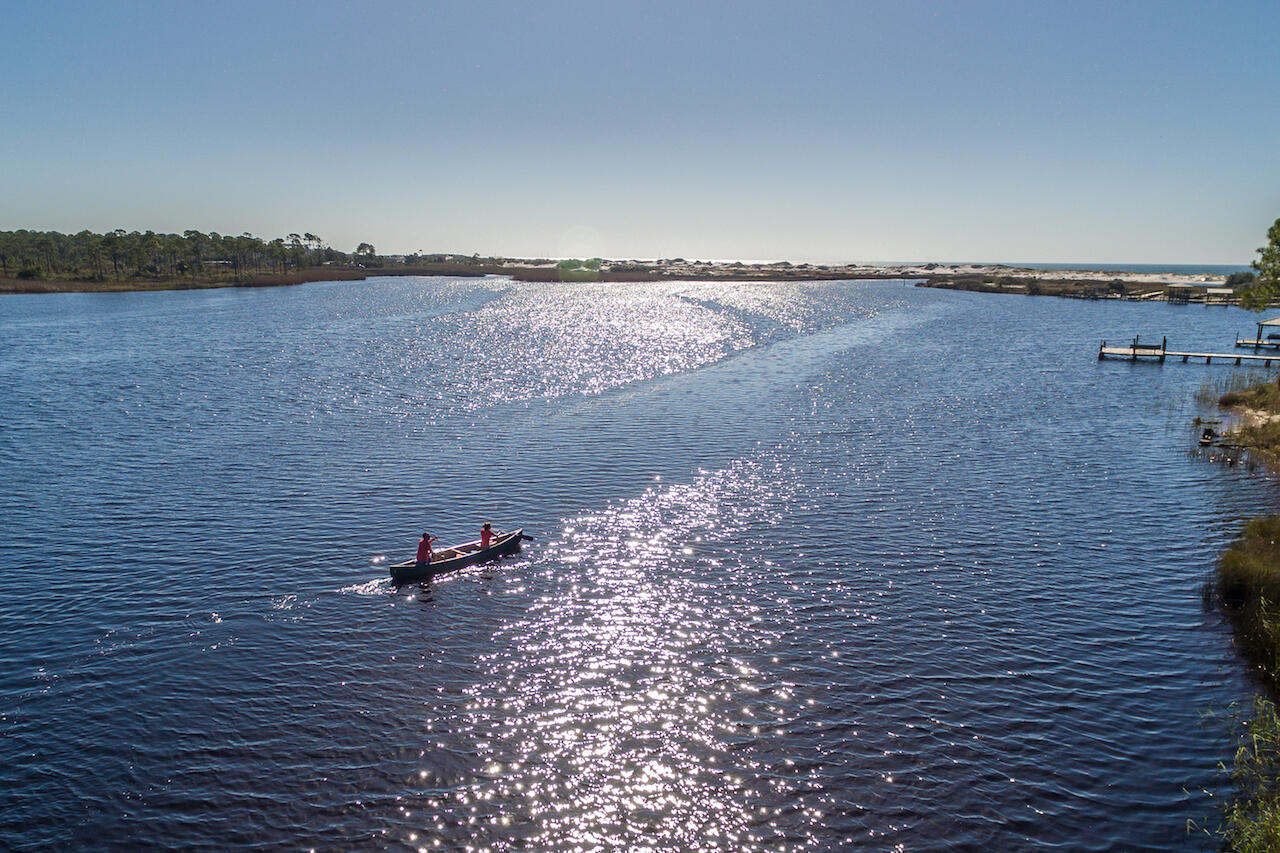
(389, 528), (524, 584)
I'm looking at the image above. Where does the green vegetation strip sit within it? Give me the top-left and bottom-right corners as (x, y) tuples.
(1216, 375), (1280, 849)
(1219, 515), (1280, 851)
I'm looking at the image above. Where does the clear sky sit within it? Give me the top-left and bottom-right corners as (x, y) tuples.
(3, 0), (1277, 264)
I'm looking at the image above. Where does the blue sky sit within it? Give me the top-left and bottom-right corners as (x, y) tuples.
(3, 0), (1277, 264)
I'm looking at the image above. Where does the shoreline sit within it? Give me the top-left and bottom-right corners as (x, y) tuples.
(1194, 377), (1280, 848)
(0, 259), (1231, 297)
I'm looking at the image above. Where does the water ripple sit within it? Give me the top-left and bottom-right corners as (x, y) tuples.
(0, 278), (1268, 850)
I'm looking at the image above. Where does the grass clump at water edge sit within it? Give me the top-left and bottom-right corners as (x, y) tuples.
(1222, 694), (1280, 852)
(1220, 516), (1280, 674)
(1216, 513), (1280, 850)
(1218, 380), (1280, 414)
(1194, 372), (1280, 411)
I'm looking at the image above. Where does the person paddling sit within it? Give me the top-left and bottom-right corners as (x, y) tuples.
(480, 522), (502, 548)
(416, 532), (438, 568)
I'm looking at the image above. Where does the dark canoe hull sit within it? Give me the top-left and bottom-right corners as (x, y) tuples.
(389, 529), (523, 584)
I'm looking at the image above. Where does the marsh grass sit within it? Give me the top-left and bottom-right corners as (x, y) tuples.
(1221, 380), (1280, 413)
(1221, 517), (1280, 665)
(0, 266), (369, 294)
(1222, 691), (1280, 851)
(1217, 516), (1280, 849)
(1194, 373), (1279, 409)
(1235, 422), (1280, 468)
(1208, 373), (1280, 848)
(1192, 374), (1280, 473)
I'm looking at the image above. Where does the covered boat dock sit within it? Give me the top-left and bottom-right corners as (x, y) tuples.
(1235, 316), (1280, 349)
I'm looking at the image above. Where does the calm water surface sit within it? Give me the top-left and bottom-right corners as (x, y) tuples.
(1, 277), (1275, 850)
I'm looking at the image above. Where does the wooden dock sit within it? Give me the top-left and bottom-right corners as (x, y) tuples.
(1236, 338), (1280, 350)
(1099, 336), (1280, 366)
(1240, 317), (1280, 350)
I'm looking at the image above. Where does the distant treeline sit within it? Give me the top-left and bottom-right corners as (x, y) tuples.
(0, 228), (392, 281)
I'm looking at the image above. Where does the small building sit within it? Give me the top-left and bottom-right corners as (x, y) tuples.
(1205, 287), (1235, 306)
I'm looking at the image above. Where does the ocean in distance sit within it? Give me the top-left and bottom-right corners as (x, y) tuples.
(0, 275), (1273, 850)
(996, 262), (1251, 277)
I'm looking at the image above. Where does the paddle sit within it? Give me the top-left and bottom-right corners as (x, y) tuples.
(520, 533), (534, 541)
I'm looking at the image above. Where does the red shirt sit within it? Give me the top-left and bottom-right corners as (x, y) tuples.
(481, 529), (495, 547)
(416, 538), (433, 563)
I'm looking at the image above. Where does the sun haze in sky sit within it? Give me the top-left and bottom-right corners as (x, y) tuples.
(2, 0), (1277, 265)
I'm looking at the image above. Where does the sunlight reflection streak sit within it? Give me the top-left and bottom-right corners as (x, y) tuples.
(412, 458), (818, 850)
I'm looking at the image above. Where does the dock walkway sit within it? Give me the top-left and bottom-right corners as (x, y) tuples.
(1236, 338), (1280, 350)
(1099, 337), (1280, 366)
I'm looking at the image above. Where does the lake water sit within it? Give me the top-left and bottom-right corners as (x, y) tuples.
(1, 277), (1275, 850)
